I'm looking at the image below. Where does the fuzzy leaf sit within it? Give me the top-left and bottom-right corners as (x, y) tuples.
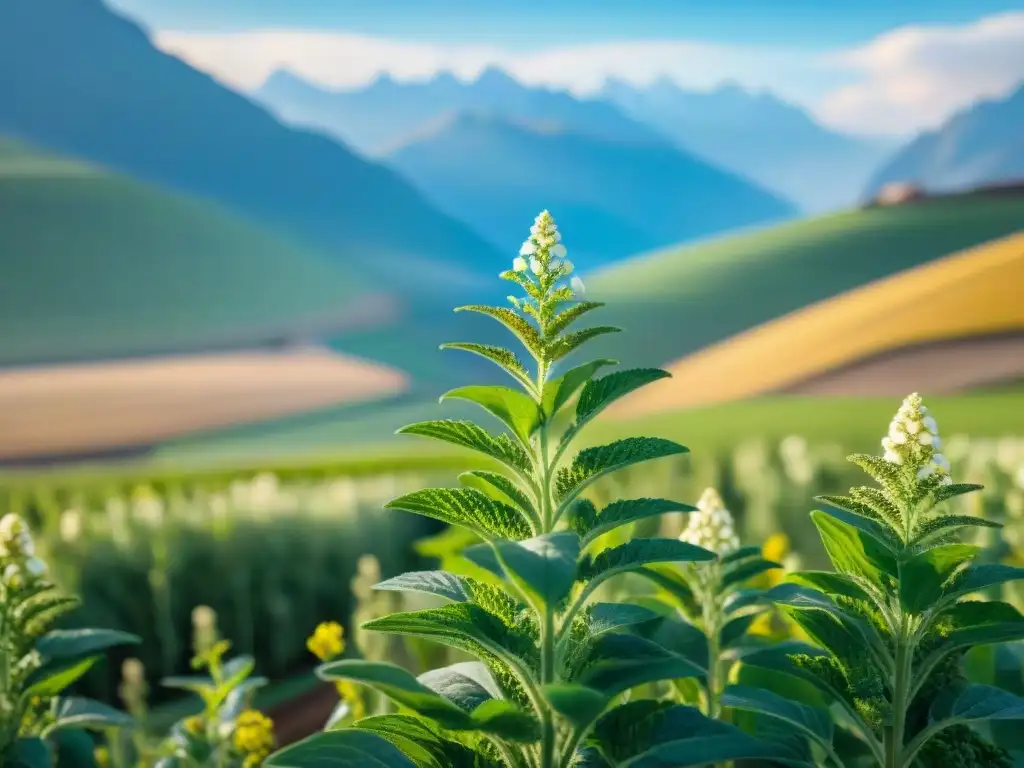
(722, 685), (833, 746)
(912, 515), (1002, 547)
(546, 326), (621, 362)
(933, 483), (985, 503)
(567, 369), (672, 439)
(740, 644), (853, 709)
(352, 715), (501, 768)
(385, 488), (532, 541)
(575, 634), (704, 696)
(811, 509), (898, 589)
(587, 603), (661, 636)
(544, 684), (610, 729)
(440, 342), (533, 390)
(440, 385), (540, 445)
(458, 471), (535, 520)
(36, 628), (141, 662)
(542, 359), (617, 420)
(578, 498), (696, 549)
(455, 304), (544, 357)
(900, 544), (980, 614)
(579, 539), (715, 589)
(418, 662), (502, 711)
(930, 683), (1024, 724)
(819, 491), (900, 530)
(467, 532), (581, 608)
(547, 301), (606, 337)
(556, 438), (689, 505)
(48, 696), (134, 732)
(396, 420), (532, 476)
(944, 564), (1024, 603)
(264, 728), (418, 767)
(374, 571), (472, 603)
(786, 571), (871, 602)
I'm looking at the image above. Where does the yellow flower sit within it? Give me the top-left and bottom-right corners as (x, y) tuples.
(762, 533), (789, 564)
(307, 621), (345, 662)
(234, 709), (275, 765)
(183, 715), (205, 736)
(748, 612), (775, 637)
(335, 680), (365, 720)
(93, 746), (110, 768)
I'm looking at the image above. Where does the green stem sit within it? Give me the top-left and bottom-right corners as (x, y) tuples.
(701, 576), (723, 720)
(885, 616), (910, 768)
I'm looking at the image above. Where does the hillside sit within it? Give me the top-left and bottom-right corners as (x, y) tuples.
(580, 194), (1024, 370)
(385, 111), (796, 265)
(867, 84), (1024, 195)
(598, 78), (894, 213)
(605, 231), (1024, 417)
(0, 0), (502, 300)
(252, 67), (665, 156)
(0, 138), (376, 367)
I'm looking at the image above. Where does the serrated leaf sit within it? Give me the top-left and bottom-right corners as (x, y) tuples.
(396, 420), (532, 476)
(354, 715), (502, 768)
(556, 438), (689, 505)
(578, 498), (696, 549)
(912, 514), (1002, 547)
(441, 385), (541, 445)
(579, 539), (715, 590)
(933, 483), (985, 503)
(374, 571), (472, 603)
(455, 304), (544, 357)
(466, 532), (581, 608)
(440, 342), (533, 391)
(722, 684), (833, 746)
(36, 628), (141, 662)
(542, 358), (617, 420)
(385, 488), (532, 541)
(458, 471), (536, 520)
(547, 326), (621, 362)
(265, 728), (418, 767)
(548, 301), (606, 337)
(900, 543), (980, 614)
(24, 655), (99, 698)
(48, 696), (134, 732)
(811, 509), (898, 589)
(575, 634), (704, 696)
(574, 369), (670, 428)
(544, 684), (610, 729)
(944, 564), (1024, 603)
(587, 603), (661, 636)
(785, 571), (871, 602)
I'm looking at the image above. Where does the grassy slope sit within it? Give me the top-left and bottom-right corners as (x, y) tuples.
(581, 195), (1024, 370)
(0, 139), (368, 366)
(609, 230), (1024, 414)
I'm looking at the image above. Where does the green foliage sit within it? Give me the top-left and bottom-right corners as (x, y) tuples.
(266, 212), (786, 767)
(745, 393), (1023, 767)
(0, 514), (138, 767)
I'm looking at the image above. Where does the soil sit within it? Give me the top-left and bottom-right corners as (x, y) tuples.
(267, 681), (342, 747)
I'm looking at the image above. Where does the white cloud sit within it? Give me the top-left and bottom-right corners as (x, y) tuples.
(818, 12), (1024, 135)
(154, 11), (1024, 136)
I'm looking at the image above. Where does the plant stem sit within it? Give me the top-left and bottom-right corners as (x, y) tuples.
(536, 355), (557, 768)
(885, 616), (910, 768)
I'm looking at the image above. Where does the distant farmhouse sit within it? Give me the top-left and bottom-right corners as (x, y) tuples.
(869, 182), (926, 207)
(864, 177), (1024, 209)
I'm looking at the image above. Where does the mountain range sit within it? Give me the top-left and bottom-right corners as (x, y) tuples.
(385, 112), (795, 265)
(866, 84), (1024, 196)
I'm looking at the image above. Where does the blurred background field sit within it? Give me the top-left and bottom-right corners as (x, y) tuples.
(0, 0), (1022, 751)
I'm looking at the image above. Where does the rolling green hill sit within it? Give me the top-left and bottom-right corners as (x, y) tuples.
(0, 138), (367, 366)
(581, 194), (1024, 370)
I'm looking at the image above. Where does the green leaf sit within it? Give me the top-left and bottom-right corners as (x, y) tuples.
(810, 509), (898, 589)
(454, 304), (544, 357)
(264, 728), (418, 767)
(637, 566), (698, 615)
(577, 498), (697, 549)
(547, 301), (606, 337)
(374, 571), (472, 603)
(36, 628), (141, 661)
(458, 471), (535, 520)
(385, 488), (532, 541)
(556, 438), (689, 505)
(578, 539), (715, 590)
(741, 643), (854, 709)
(440, 385), (541, 445)
(543, 684), (610, 729)
(587, 603), (660, 636)
(418, 662), (502, 711)
(786, 571), (871, 602)
(464, 698), (541, 742)
(160, 674), (215, 694)
(900, 544), (980, 614)
(25, 655), (99, 698)
(440, 342), (533, 390)
(563, 369), (671, 444)
(48, 696), (134, 733)
(546, 326), (621, 362)
(354, 715), (502, 768)
(474, 531), (581, 608)
(944, 564), (1024, 602)
(647, 614), (710, 672)
(930, 683), (1024, 723)
(722, 556), (781, 589)
(723, 684), (833, 745)
(721, 615), (758, 649)
(927, 601), (1024, 661)
(220, 676), (269, 721)
(396, 420), (532, 476)
(575, 634), (704, 697)
(542, 359), (617, 419)
(912, 514), (1002, 547)
(933, 483), (985, 503)
(4, 738), (51, 768)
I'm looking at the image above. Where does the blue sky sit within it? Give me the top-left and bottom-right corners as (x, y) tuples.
(113, 0), (1024, 137)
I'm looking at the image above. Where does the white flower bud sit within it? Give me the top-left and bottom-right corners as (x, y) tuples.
(512, 256), (527, 272)
(562, 259), (574, 274)
(551, 243), (567, 259)
(519, 240), (536, 257)
(923, 416), (938, 433)
(570, 276), (585, 294)
(530, 257), (543, 275)
(918, 431), (933, 446)
(934, 453), (950, 472)
(884, 450), (902, 464)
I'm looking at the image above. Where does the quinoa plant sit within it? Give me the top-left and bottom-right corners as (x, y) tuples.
(640, 488), (782, 719)
(731, 394), (1024, 767)
(266, 212), (804, 767)
(0, 513), (139, 767)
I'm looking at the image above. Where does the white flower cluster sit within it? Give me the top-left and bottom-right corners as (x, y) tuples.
(0, 513), (48, 587)
(510, 210), (585, 296)
(881, 392), (952, 484)
(680, 487), (741, 556)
